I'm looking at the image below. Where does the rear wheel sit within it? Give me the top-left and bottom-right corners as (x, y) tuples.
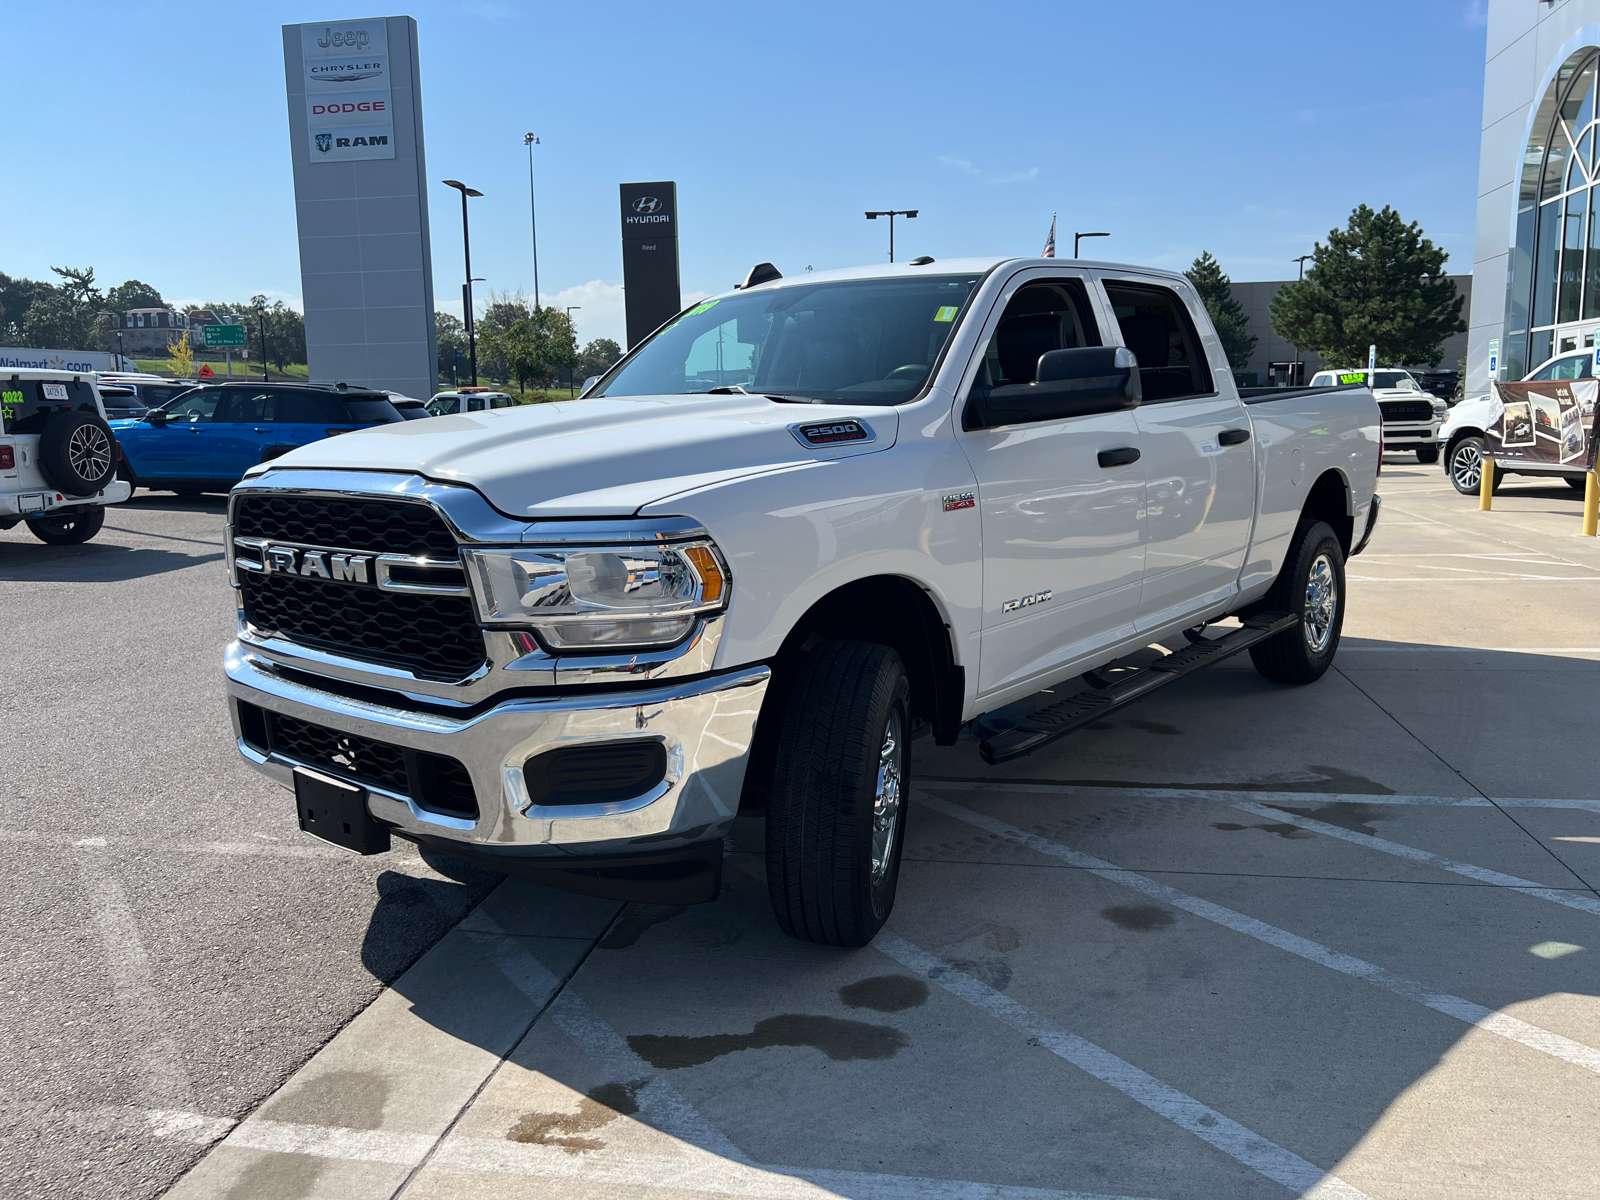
(1250, 520), (1344, 685)
(26, 506), (105, 545)
(765, 640), (910, 946)
(1415, 445), (1440, 464)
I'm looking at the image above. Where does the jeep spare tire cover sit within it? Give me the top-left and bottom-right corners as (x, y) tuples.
(39, 410), (117, 494)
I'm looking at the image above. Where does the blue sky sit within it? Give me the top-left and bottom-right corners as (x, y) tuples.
(2, 1), (1490, 347)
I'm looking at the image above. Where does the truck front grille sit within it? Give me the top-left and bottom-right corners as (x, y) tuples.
(232, 494), (486, 682)
(239, 702), (479, 820)
(240, 571), (485, 681)
(1379, 400), (1433, 423)
(233, 494), (458, 556)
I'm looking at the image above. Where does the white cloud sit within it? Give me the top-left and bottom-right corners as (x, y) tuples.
(547, 279), (709, 348)
(936, 155), (1038, 186)
(1463, 0), (1487, 29)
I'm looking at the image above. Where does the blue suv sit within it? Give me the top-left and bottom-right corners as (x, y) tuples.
(113, 382), (403, 494)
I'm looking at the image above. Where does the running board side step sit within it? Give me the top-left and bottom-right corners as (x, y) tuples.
(977, 611), (1298, 766)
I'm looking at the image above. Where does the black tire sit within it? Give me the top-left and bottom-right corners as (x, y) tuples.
(1447, 436), (1505, 496)
(26, 506), (105, 545)
(1249, 520), (1345, 686)
(1566, 475), (1589, 492)
(1415, 445), (1440, 464)
(38, 410), (117, 494)
(765, 640), (910, 946)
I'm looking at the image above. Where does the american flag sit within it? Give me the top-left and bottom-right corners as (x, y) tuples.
(1042, 213), (1057, 258)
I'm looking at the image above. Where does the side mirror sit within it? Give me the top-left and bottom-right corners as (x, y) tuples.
(578, 375), (602, 398)
(966, 346), (1141, 430)
(145, 410), (169, 425)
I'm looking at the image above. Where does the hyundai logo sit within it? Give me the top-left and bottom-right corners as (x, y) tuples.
(632, 196), (662, 215)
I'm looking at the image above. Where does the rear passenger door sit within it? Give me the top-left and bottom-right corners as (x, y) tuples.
(1097, 274), (1255, 629)
(276, 391), (342, 452)
(209, 388), (279, 479)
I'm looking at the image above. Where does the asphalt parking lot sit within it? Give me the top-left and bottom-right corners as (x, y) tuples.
(5, 461), (1600, 1200)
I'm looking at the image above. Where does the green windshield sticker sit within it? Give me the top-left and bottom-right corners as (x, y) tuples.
(933, 306), (959, 322)
(685, 300), (720, 317)
(1337, 372), (1366, 385)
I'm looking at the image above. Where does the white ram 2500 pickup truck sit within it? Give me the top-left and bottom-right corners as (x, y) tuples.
(223, 257), (1380, 946)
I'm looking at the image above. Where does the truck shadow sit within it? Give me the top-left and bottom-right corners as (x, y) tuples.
(355, 641), (1600, 1195)
(0, 538), (221, 582)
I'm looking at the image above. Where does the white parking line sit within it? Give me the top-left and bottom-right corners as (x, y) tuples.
(917, 793), (1600, 1077)
(1221, 798), (1600, 918)
(874, 932), (1370, 1200)
(922, 780), (1600, 814)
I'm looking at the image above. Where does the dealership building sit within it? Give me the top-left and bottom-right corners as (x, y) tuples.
(1473, 1), (1600, 392)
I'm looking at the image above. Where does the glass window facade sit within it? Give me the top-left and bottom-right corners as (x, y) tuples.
(1507, 52), (1600, 381)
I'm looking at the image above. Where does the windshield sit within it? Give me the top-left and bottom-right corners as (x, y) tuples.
(1372, 371), (1420, 391)
(594, 274), (983, 405)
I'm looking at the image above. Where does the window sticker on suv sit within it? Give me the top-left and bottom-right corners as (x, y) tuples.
(1338, 372), (1366, 385)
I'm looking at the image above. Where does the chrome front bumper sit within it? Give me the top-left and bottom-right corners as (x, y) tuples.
(225, 641), (769, 862)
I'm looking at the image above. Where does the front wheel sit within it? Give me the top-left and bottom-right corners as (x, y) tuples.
(765, 640), (910, 946)
(1415, 445), (1440, 464)
(1250, 520), (1345, 686)
(26, 506), (106, 545)
(1447, 436), (1505, 496)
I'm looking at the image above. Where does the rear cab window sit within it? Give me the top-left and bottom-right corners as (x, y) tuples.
(1, 377), (102, 435)
(1100, 281), (1213, 402)
(426, 396), (460, 416)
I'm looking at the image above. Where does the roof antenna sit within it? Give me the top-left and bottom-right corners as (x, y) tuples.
(741, 262), (782, 289)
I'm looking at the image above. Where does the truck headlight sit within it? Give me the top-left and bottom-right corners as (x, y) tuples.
(463, 540), (728, 651)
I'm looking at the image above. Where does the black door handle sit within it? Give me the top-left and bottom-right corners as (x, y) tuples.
(1098, 447), (1140, 468)
(1218, 428), (1251, 446)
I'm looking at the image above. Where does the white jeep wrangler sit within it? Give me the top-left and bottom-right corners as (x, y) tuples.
(0, 369), (130, 544)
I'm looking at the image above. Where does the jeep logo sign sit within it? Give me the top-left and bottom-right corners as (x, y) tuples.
(296, 18), (395, 164)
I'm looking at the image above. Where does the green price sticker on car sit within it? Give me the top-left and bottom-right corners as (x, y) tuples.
(933, 306), (960, 322)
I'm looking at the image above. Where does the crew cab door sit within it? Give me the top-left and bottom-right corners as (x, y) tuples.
(955, 270), (1146, 699)
(130, 387), (219, 479)
(1097, 274), (1256, 629)
(209, 388), (278, 478)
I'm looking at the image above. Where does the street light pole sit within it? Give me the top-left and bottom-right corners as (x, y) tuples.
(443, 179), (484, 385)
(865, 209), (918, 263)
(255, 302), (269, 381)
(1074, 231), (1109, 258)
(564, 306), (581, 396)
(1289, 255), (1313, 386)
(523, 133), (541, 311)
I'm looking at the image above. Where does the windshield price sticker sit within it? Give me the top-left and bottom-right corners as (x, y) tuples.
(933, 306), (960, 322)
(1337, 371), (1366, 385)
(685, 300), (719, 317)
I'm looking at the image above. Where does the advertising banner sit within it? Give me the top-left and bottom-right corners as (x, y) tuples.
(299, 18), (395, 162)
(1485, 379), (1600, 470)
(620, 181), (681, 349)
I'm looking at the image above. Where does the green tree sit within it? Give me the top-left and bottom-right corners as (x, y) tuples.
(21, 290), (97, 349)
(436, 311), (466, 385)
(106, 279), (165, 312)
(1269, 204), (1465, 368)
(50, 265), (102, 308)
(1184, 252), (1256, 370)
(577, 337), (622, 382)
(0, 273), (56, 342)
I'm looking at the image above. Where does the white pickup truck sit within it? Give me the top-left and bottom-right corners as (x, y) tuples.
(223, 257), (1380, 946)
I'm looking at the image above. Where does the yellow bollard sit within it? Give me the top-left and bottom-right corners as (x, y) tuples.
(1479, 456), (1495, 511)
(1584, 469), (1599, 537)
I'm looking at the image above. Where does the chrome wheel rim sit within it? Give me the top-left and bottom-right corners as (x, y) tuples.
(871, 711), (904, 885)
(68, 424), (112, 483)
(1303, 553), (1337, 654)
(1452, 441), (1481, 491)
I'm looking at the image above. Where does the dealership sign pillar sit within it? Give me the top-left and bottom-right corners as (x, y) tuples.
(620, 182), (681, 349)
(282, 16), (437, 398)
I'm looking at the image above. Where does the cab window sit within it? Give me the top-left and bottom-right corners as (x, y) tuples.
(977, 279), (1101, 389)
(1, 378), (100, 435)
(1311, 372), (1334, 387)
(490, 395), (513, 409)
(217, 390), (277, 423)
(466, 395), (485, 412)
(426, 396), (459, 416)
(1102, 281), (1214, 402)
(1530, 354), (1591, 381)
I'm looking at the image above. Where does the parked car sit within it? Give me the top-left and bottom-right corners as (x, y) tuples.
(96, 375), (198, 414)
(383, 393), (432, 420)
(1310, 368), (1446, 462)
(113, 382), (405, 494)
(1, 369), (130, 543)
(220, 254), (1381, 946)
(1438, 349), (1594, 494)
(426, 389), (515, 415)
(96, 385), (149, 421)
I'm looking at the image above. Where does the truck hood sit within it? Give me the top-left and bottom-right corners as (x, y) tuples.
(260, 393), (899, 518)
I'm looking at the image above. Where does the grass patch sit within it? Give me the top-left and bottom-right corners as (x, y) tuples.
(133, 358), (309, 379)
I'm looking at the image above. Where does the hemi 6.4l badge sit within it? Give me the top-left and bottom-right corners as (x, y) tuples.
(943, 491), (975, 512)
(1001, 589), (1052, 614)
(790, 419), (875, 448)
